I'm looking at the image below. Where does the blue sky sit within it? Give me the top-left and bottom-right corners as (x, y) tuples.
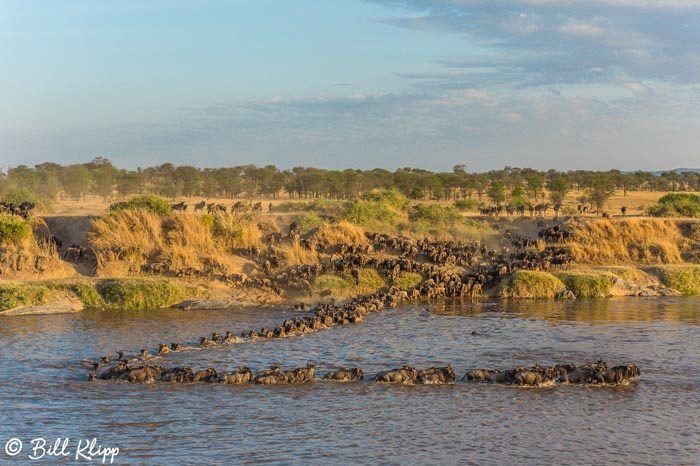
(1, 0), (699, 171)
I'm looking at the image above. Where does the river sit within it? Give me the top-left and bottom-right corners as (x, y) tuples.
(1, 297), (699, 464)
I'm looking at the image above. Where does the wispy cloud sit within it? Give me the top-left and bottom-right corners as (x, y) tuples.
(370, 0), (700, 86)
(3, 0), (699, 170)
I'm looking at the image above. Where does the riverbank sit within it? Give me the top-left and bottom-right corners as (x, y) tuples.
(2, 204), (700, 315)
(498, 265), (694, 299)
(0, 277), (282, 316)
(1, 263), (698, 315)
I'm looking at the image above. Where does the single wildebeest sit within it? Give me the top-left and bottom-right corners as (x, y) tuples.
(161, 367), (194, 382)
(462, 369), (498, 381)
(297, 361), (316, 382)
(253, 365), (281, 384)
(279, 368), (307, 384)
(221, 366), (252, 384)
(200, 336), (217, 347)
(514, 370), (545, 387)
(372, 365), (418, 384)
(324, 368), (364, 381)
(417, 366), (456, 385)
(595, 364), (640, 385)
(125, 366), (163, 383)
(192, 367), (218, 382)
(487, 368), (520, 384)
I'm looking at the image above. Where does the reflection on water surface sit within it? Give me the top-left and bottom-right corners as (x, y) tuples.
(1, 298), (699, 464)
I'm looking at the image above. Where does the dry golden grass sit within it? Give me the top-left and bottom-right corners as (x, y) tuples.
(276, 239), (319, 266)
(88, 210), (262, 276)
(595, 265), (655, 283)
(560, 189), (670, 216)
(566, 218), (687, 264)
(211, 212), (262, 250)
(0, 218), (74, 279)
(311, 221), (367, 246)
(88, 209), (164, 264)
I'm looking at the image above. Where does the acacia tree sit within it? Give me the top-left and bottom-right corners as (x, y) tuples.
(548, 175), (570, 205)
(61, 165), (92, 201)
(474, 174), (490, 200)
(526, 175), (544, 202)
(586, 174), (616, 212)
(487, 181), (506, 206)
(116, 171), (143, 198)
(510, 186), (528, 206)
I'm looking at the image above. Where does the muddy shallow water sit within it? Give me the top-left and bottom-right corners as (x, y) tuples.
(1, 297), (699, 464)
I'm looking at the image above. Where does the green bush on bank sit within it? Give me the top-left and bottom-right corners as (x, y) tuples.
(1, 187), (52, 211)
(111, 195), (172, 217)
(499, 271), (567, 298)
(454, 199), (481, 212)
(654, 265), (700, 295)
(276, 198), (345, 215)
(648, 193), (700, 218)
(312, 268), (386, 298)
(343, 189), (408, 231)
(0, 214), (32, 245)
(294, 213), (324, 234)
(0, 284), (51, 311)
(555, 272), (614, 298)
(391, 272), (423, 289)
(97, 279), (196, 310)
(47, 282), (105, 308)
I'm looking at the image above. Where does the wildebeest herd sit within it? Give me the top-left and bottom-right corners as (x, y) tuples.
(168, 200), (263, 214)
(479, 203), (561, 217)
(67, 207), (639, 391)
(0, 200), (36, 218)
(78, 218), (601, 388)
(89, 355), (640, 388)
(84, 247), (640, 390)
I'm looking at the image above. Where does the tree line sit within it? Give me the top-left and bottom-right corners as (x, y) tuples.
(1, 158), (699, 209)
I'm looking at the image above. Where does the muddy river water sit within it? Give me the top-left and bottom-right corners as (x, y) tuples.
(1, 297), (699, 464)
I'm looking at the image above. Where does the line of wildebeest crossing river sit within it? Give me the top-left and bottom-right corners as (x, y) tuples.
(83, 227), (640, 389)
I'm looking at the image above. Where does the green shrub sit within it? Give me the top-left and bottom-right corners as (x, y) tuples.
(391, 272), (423, 288)
(410, 204), (461, 224)
(555, 272), (614, 298)
(1, 187), (52, 210)
(0, 214), (32, 244)
(312, 268), (386, 298)
(655, 265), (700, 295)
(454, 199), (481, 212)
(509, 197), (531, 208)
(343, 190), (409, 231)
(499, 271), (567, 298)
(308, 198), (345, 215)
(201, 214), (215, 229)
(295, 213), (324, 233)
(0, 284), (50, 311)
(403, 206), (495, 241)
(112, 195), (172, 217)
(98, 279), (195, 310)
(361, 189), (410, 210)
(47, 282), (104, 308)
(275, 198), (344, 215)
(648, 193), (700, 218)
(276, 201), (313, 212)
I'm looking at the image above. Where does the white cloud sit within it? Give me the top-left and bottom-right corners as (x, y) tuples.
(556, 21), (603, 36)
